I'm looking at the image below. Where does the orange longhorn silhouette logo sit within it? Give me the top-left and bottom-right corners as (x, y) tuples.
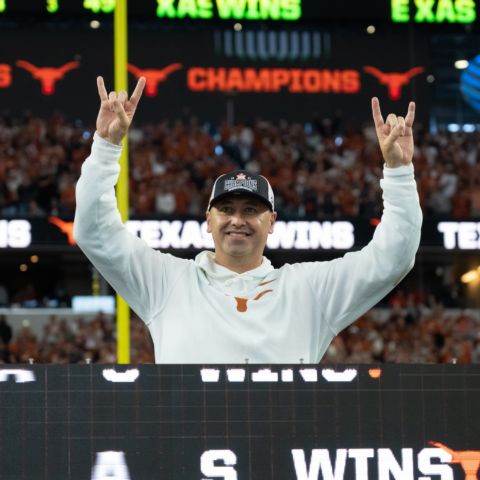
(16, 60), (80, 95)
(234, 289), (273, 312)
(430, 441), (480, 480)
(363, 66), (424, 100)
(49, 217), (76, 246)
(231, 279), (276, 312)
(128, 63), (182, 96)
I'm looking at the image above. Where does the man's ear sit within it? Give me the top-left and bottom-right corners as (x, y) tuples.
(268, 211), (277, 234)
(206, 211), (212, 233)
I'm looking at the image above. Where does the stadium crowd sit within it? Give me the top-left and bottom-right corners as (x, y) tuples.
(1, 112), (479, 218)
(0, 313), (154, 364)
(0, 303), (479, 364)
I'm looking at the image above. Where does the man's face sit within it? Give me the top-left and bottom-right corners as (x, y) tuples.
(206, 195), (277, 263)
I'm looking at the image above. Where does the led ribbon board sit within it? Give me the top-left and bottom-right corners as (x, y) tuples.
(3, 218), (480, 250)
(0, 365), (479, 479)
(0, 0), (302, 20)
(155, 0), (302, 20)
(391, 0), (478, 23)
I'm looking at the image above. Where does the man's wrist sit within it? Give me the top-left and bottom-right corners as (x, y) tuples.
(384, 160), (411, 169)
(95, 131), (123, 146)
(93, 132), (123, 150)
(383, 162), (414, 178)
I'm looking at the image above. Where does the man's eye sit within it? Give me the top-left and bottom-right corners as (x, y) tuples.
(220, 206), (232, 213)
(244, 207), (257, 214)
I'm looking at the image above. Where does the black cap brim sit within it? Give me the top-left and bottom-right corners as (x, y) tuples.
(208, 191), (273, 211)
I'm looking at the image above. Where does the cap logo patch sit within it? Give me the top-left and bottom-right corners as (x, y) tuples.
(224, 178), (258, 191)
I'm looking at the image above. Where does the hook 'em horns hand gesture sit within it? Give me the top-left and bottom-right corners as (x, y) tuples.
(371, 97), (416, 169)
(95, 76), (146, 146)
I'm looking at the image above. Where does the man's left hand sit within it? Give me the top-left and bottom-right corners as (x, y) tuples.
(371, 97), (416, 168)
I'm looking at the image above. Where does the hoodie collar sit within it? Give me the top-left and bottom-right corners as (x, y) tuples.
(195, 250), (274, 282)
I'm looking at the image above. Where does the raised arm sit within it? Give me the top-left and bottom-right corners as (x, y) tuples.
(301, 98), (422, 351)
(74, 77), (187, 323)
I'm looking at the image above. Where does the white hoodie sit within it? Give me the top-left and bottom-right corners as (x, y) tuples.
(74, 134), (422, 364)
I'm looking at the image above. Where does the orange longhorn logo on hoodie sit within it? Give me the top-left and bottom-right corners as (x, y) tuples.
(230, 279), (275, 312)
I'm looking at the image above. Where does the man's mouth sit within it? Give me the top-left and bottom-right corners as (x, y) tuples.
(226, 231), (251, 237)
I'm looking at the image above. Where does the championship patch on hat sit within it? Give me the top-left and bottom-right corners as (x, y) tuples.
(208, 170), (275, 211)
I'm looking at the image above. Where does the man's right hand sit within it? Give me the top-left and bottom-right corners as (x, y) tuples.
(95, 76), (146, 145)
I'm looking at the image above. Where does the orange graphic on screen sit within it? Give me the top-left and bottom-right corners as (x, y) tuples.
(128, 63), (182, 96)
(49, 217), (75, 245)
(363, 66), (424, 100)
(16, 60), (80, 95)
(0, 64), (12, 88)
(368, 368), (382, 378)
(430, 441), (480, 480)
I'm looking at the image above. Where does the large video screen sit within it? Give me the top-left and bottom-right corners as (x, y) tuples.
(1, 364), (479, 479)
(0, 25), (430, 124)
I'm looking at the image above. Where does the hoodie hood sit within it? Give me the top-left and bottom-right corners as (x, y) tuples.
(194, 250), (274, 296)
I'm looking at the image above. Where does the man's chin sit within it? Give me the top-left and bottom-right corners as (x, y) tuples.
(224, 244), (251, 257)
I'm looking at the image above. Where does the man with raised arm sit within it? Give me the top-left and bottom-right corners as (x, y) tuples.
(74, 76), (422, 363)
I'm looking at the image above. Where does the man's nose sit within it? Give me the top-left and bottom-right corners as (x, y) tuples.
(229, 211), (247, 225)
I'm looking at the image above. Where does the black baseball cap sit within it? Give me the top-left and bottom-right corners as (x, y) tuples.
(208, 170), (275, 211)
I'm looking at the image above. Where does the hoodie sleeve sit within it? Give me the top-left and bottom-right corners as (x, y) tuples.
(73, 133), (189, 323)
(300, 163), (422, 337)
